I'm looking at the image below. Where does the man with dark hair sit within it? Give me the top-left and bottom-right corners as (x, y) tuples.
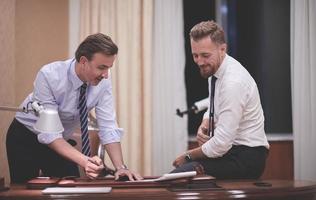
(6, 33), (142, 183)
(172, 21), (269, 179)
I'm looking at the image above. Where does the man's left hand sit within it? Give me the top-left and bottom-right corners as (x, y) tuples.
(114, 168), (143, 181)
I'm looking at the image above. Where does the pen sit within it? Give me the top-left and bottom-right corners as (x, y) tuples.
(88, 158), (102, 166)
(88, 158), (115, 176)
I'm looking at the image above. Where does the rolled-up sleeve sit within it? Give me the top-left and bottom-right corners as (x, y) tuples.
(202, 81), (246, 158)
(38, 133), (63, 144)
(98, 128), (124, 144)
(95, 80), (124, 145)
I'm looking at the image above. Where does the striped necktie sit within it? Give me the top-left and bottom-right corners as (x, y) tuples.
(79, 83), (91, 156)
(208, 76), (217, 137)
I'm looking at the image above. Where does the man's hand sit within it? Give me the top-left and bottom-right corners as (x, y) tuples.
(84, 156), (105, 179)
(172, 154), (186, 168)
(114, 168), (143, 181)
(103, 142), (143, 181)
(196, 119), (211, 146)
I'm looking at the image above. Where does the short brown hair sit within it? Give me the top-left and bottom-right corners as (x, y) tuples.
(190, 20), (226, 45)
(75, 33), (118, 62)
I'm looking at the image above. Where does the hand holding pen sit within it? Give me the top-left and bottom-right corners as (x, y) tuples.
(85, 156), (105, 179)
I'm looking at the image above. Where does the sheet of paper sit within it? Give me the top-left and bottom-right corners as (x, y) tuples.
(42, 187), (112, 194)
(130, 171), (197, 183)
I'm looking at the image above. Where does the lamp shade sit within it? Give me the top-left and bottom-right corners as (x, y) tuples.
(33, 109), (64, 134)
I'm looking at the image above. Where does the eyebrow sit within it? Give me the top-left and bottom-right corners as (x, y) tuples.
(192, 52), (211, 56)
(98, 64), (112, 68)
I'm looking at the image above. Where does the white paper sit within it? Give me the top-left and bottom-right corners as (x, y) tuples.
(130, 171), (197, 183)
(42, 187), (112, 194)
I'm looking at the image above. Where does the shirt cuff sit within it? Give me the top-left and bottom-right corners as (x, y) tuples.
(201, 142), (213, 158)
(99, 128), (124, 145)
(37, 132), (63, 144)
(201, 140), (224, 158)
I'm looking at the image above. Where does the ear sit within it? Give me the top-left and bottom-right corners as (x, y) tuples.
(220, 43), (227, 57)
(79, 56), (88, 64)
(220, 43), (227, 52)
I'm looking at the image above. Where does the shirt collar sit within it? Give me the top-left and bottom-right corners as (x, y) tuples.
(213, 53), (228, 80)
(69, 58), (85, 90)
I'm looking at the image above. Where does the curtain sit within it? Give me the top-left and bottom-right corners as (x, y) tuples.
(152, 0), (188, 175)
(80, 0), (153, 175)
(291, 0), (316, 181)
(79, 0), (187, 175)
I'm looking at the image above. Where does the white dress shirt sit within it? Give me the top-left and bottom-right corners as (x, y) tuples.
(16, 58), (123, 145)
(202, 54), (269, 158)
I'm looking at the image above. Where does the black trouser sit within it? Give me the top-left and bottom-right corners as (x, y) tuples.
(171, 145), (268, 179)
(6, 118), (79, 183)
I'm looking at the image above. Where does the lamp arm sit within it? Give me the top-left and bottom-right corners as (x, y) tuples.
(0, 101), (43, 114)
(0, 106), (26, 112)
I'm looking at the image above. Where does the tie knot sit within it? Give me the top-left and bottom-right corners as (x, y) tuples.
(81, 83), (87, 89)
(211, 76), (217, 84)
(80, 83), (87, 93)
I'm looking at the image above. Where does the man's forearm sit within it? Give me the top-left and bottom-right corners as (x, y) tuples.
(188, 147), (207, 160)
(104, 142), (125, 169)
(48, 138), (87, 168)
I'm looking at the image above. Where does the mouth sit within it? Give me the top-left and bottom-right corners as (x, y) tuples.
(199, 64), (207, 69)
(199, 65), (209, 72)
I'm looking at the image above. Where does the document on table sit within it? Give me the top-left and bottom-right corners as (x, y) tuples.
(130, 171), (197, 183)
(42, 187), (112, 194)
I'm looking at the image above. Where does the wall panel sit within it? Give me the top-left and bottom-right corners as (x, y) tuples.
(0, 0), (69, 185)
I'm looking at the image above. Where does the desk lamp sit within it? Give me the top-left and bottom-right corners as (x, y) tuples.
(0, 101), (64, 134)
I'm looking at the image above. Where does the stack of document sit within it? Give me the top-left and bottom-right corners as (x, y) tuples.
(42, 187), (112, 194)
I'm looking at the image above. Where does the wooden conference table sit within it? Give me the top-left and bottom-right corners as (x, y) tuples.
(1, 177), (316, 200)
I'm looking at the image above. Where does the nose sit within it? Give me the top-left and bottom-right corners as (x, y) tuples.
(101, 69), (109, 79)
(194, 56), (204, 66)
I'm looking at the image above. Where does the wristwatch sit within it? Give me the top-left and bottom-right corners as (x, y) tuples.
(115, 164), (128, 172)
(185, 153), (192, 162)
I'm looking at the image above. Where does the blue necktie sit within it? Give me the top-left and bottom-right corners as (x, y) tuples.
(79, 83), (91, 156)
(208, 76), (217, 137)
